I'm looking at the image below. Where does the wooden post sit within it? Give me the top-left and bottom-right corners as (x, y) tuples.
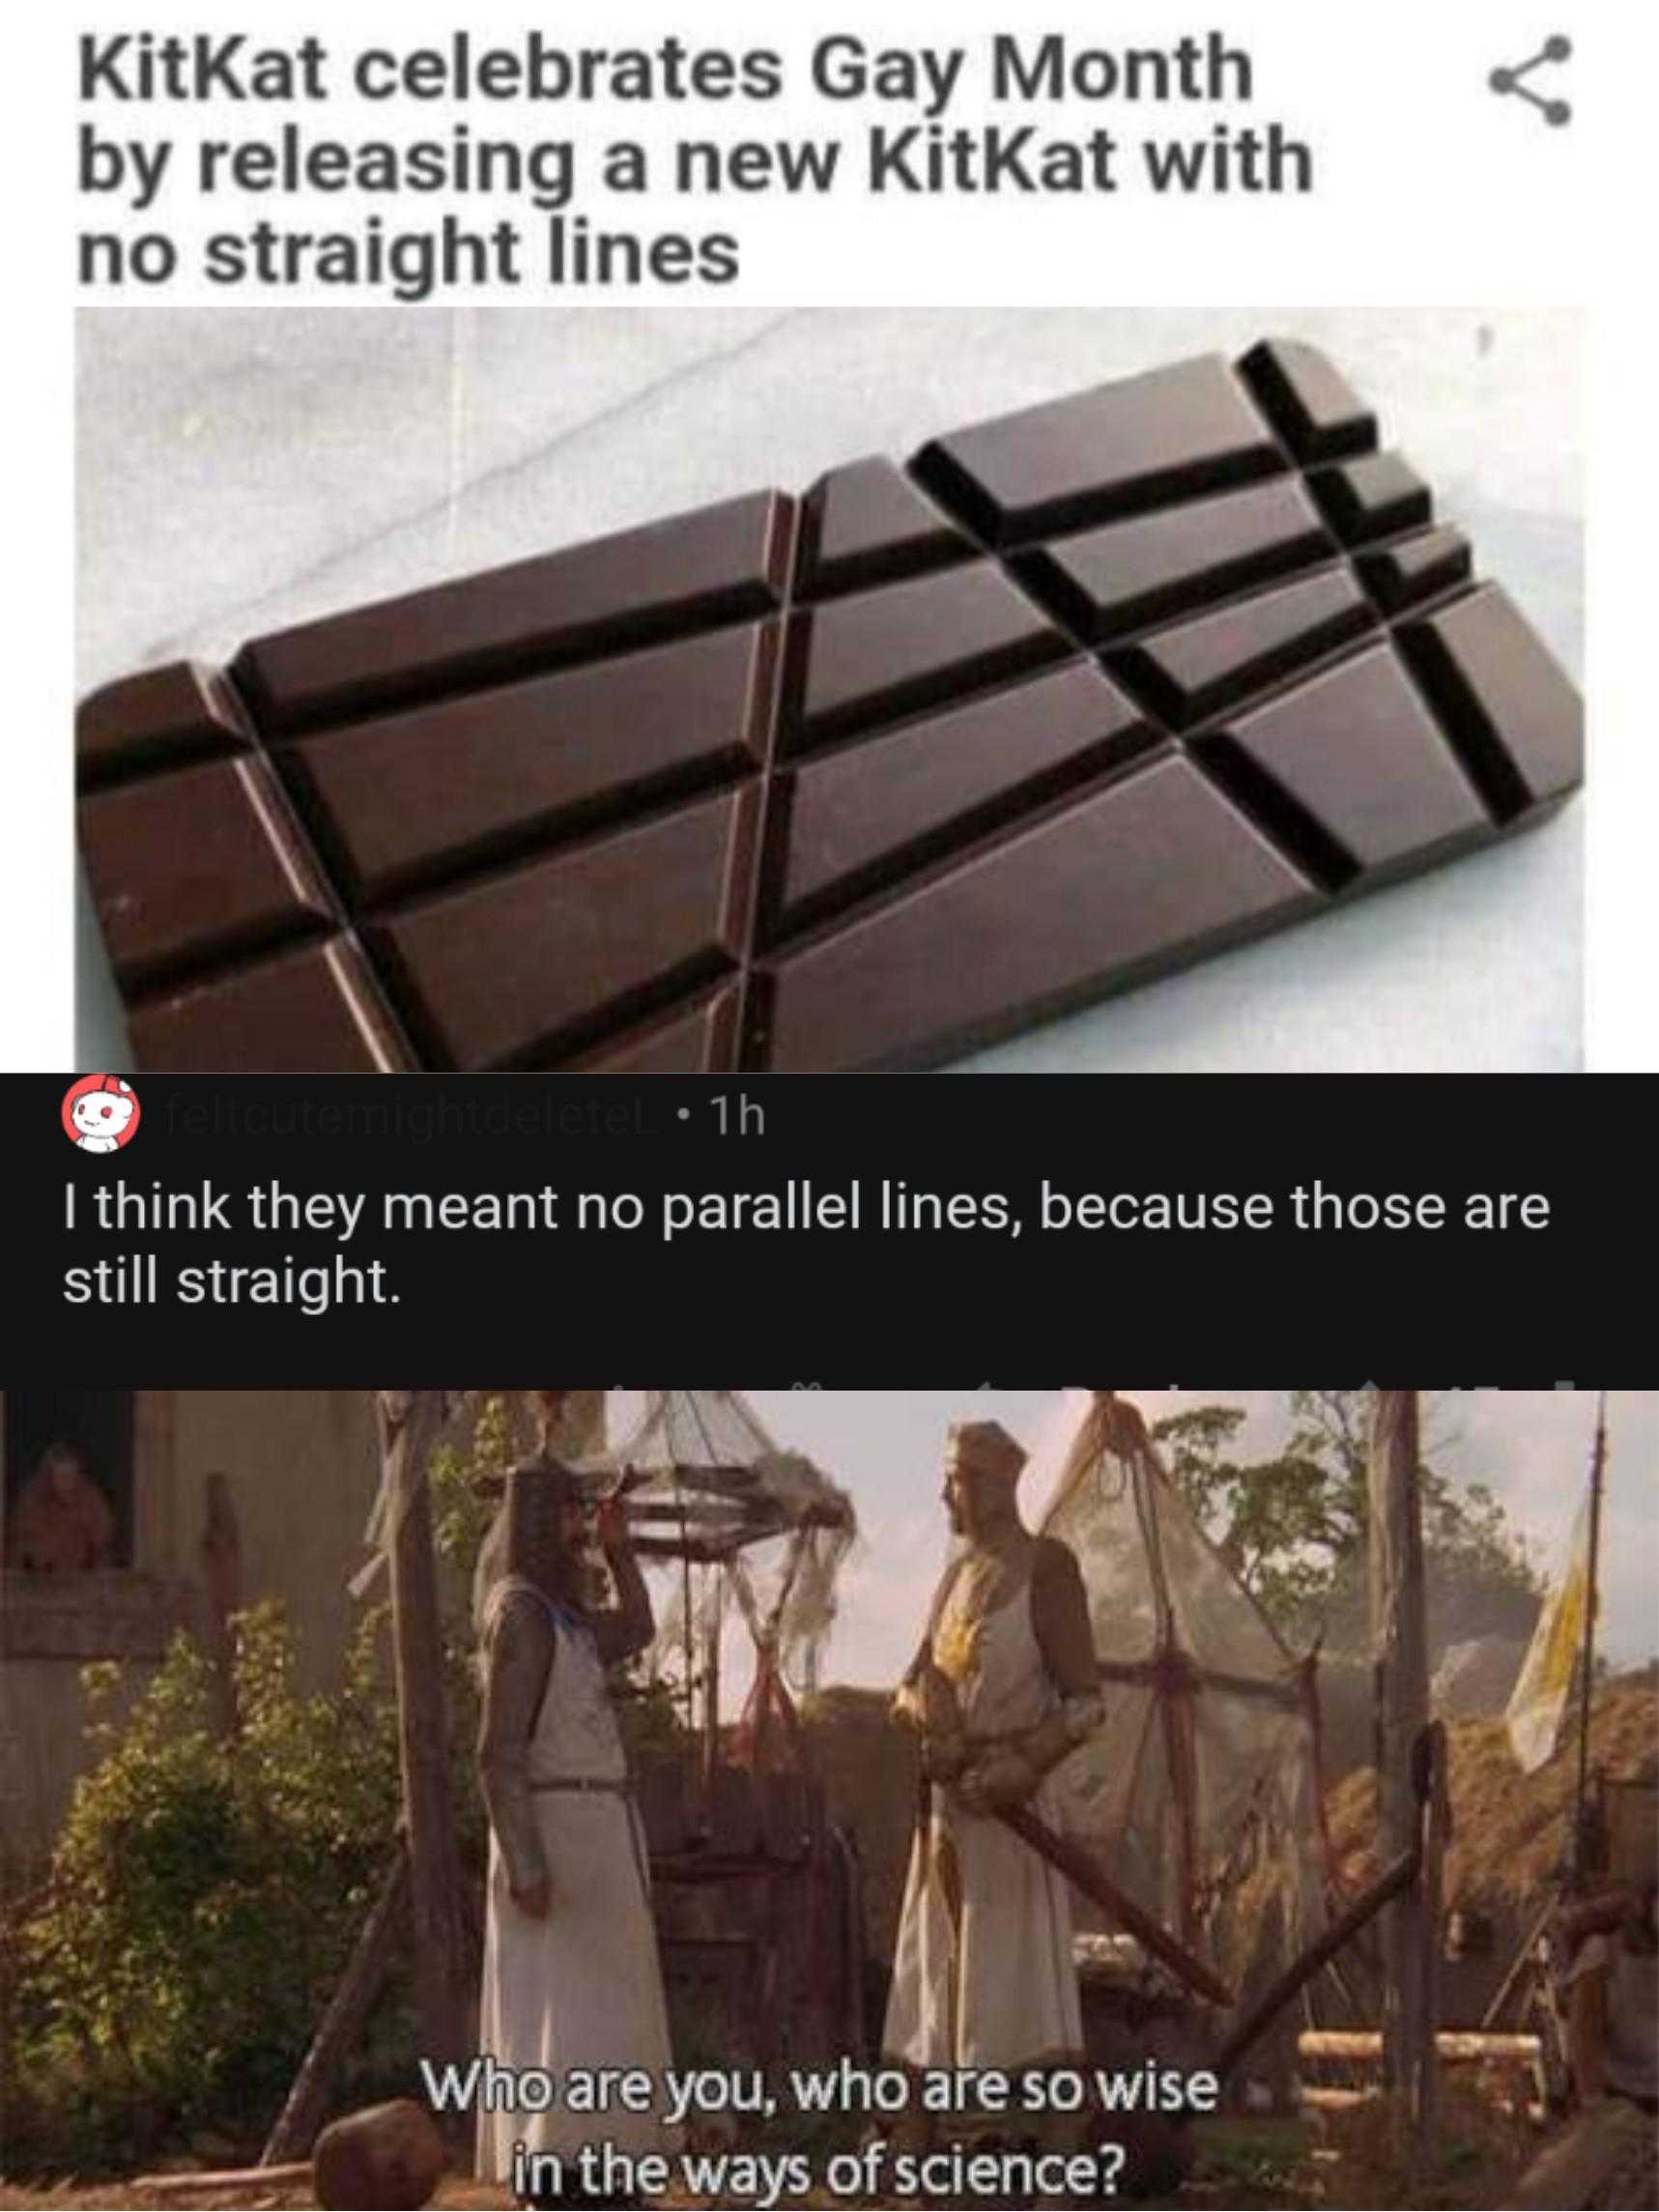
(1570, 1392), (1610, 1886)
(377, 1392), (468, 2081)
(702, 1572), (724, 1795)
(1368, 1389), (1435, 2169)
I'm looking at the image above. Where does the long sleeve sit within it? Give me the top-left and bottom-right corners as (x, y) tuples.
(477, 1592), (556, 1893)
(1031, 1537), (1099, 1701)
(592, 1541), (656, 1666)
(1022, 1537), (1104, 1775)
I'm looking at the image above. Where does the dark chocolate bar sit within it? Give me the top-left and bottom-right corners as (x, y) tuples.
(78, 338), (1582, 1073)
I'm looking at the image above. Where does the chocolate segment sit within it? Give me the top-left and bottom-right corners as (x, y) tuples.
(1107, 567), (1377, 732)
(1397, 584), (1584, 822)
(80, 754), (332, 990)
(364, 784), (759, 1070)
(1308, 453), (1433, 546)
(757, 756), (1319, 1072)
(1194, 644), (1492, 890)
(280, 619), (779, 905)
(780, 560), (1068, 753)
(913, 354), (1284, 546)
(1357, 526), (1473, 614)
(236, 492), (795, 733)
(769, 661), (1154, 936)
(573, 985), (740, 1074)
(79, 339), (1583, 1073)
(77, 660), (250, 788)
(128, 936), (413, 1073)
(1018, 476), (1335, 645)
(1238, 338), (1379, 463)
(797, 459), (968, 597)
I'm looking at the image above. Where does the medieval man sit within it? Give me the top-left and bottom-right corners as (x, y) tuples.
(475, 1393), (674, 2202)
(7, 1438), (118, 1572)
(884, 1419), (1103, 2084)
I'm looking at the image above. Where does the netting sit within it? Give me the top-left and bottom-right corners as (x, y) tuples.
(580, 1391), (858, 1695)
(1032, 1390), (1331, 1980)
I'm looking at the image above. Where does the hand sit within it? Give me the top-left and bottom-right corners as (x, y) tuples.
(921, 1729), (968, 1785)
(595, 1493), (629, 1554)
(896, 1658), (961, 1734)
(958, 1749), (1037, 1814)
(512, 1877), (552, 1919)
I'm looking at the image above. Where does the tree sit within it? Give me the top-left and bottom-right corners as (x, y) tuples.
(1152, 1390), (1543, 1656)
(1152, 1403), (1344, 1625)
(8, 1607), (408, 2174)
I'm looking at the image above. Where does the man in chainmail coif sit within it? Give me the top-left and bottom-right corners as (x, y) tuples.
(474, 1392), (674, 2207)
(884, 1419), (1103, 2112)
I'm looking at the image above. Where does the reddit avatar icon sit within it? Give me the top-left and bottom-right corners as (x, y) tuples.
(63, 1075), (140, 1154)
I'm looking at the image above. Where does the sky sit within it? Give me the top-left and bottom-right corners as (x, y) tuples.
(729, 1389), (1657, 1690)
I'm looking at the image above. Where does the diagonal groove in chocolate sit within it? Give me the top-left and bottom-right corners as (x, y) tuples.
(236, 489), (797, 734)
(273, 618), (781, 911)
(77, 338), (1582, 1072)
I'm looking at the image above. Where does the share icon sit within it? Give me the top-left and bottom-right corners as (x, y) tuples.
(1489, 34), (1572, 126)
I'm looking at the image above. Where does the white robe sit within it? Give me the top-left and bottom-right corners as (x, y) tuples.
(883, 1563), (1083, 2071)
(477, 1600), (674, 2181)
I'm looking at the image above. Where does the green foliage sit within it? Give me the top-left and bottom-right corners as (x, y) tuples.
(7, 1604), (404, 2174)
(1154, 1390), (1543, 1655)
(429, 1389), (514, 1591)
(7, 1391), (684, 2177)
(1154, 1403), (1339, 1623)
(615, 1667), (684, 1757)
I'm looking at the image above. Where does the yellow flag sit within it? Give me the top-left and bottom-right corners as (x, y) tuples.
(1505, 1489), (1593, 1774)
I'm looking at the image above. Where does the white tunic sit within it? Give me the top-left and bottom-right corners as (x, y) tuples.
(477, 1591), (675, 2180)
(883, 1558), (1083, 2072)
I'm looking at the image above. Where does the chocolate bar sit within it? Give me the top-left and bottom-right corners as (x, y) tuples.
(78, 338), (1581, 1073)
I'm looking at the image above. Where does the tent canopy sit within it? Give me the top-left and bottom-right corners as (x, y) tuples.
(581, 1390), (854, 1553)
(1033, 1390), (1330, 1968)
(581, 1391), (857, 1697)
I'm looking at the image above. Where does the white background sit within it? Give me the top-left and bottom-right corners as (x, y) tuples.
(7, 1), (1655, 1070)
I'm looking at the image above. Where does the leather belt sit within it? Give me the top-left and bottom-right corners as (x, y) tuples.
(529, 1775), (634, 1795)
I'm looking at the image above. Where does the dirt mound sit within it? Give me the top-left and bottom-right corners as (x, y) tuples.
(1327, 1669), (1659, 1910)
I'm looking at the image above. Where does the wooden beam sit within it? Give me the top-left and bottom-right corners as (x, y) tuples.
(1481, 1895), (1556, 2029)
(1216, 1844), (1419, 2081)
(134, 2163), (313, 2198)
(1301, 2085), (1374, 2112)
(1300, 2030), (1543, 2063)
(1570, 1394), (1610, 1885)
(999, 1803), (1234, 2008)
(1368, 1389), (1434, 2169)
(1095, 1655), (1309, 1710)
(626, 1501), (781, 1529)
(634, 1533), (771, 1564)
(702, 1572), (723, 1796)
(377, 1393), (469, 2081)
(1301, 2085), (1545, 2123)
